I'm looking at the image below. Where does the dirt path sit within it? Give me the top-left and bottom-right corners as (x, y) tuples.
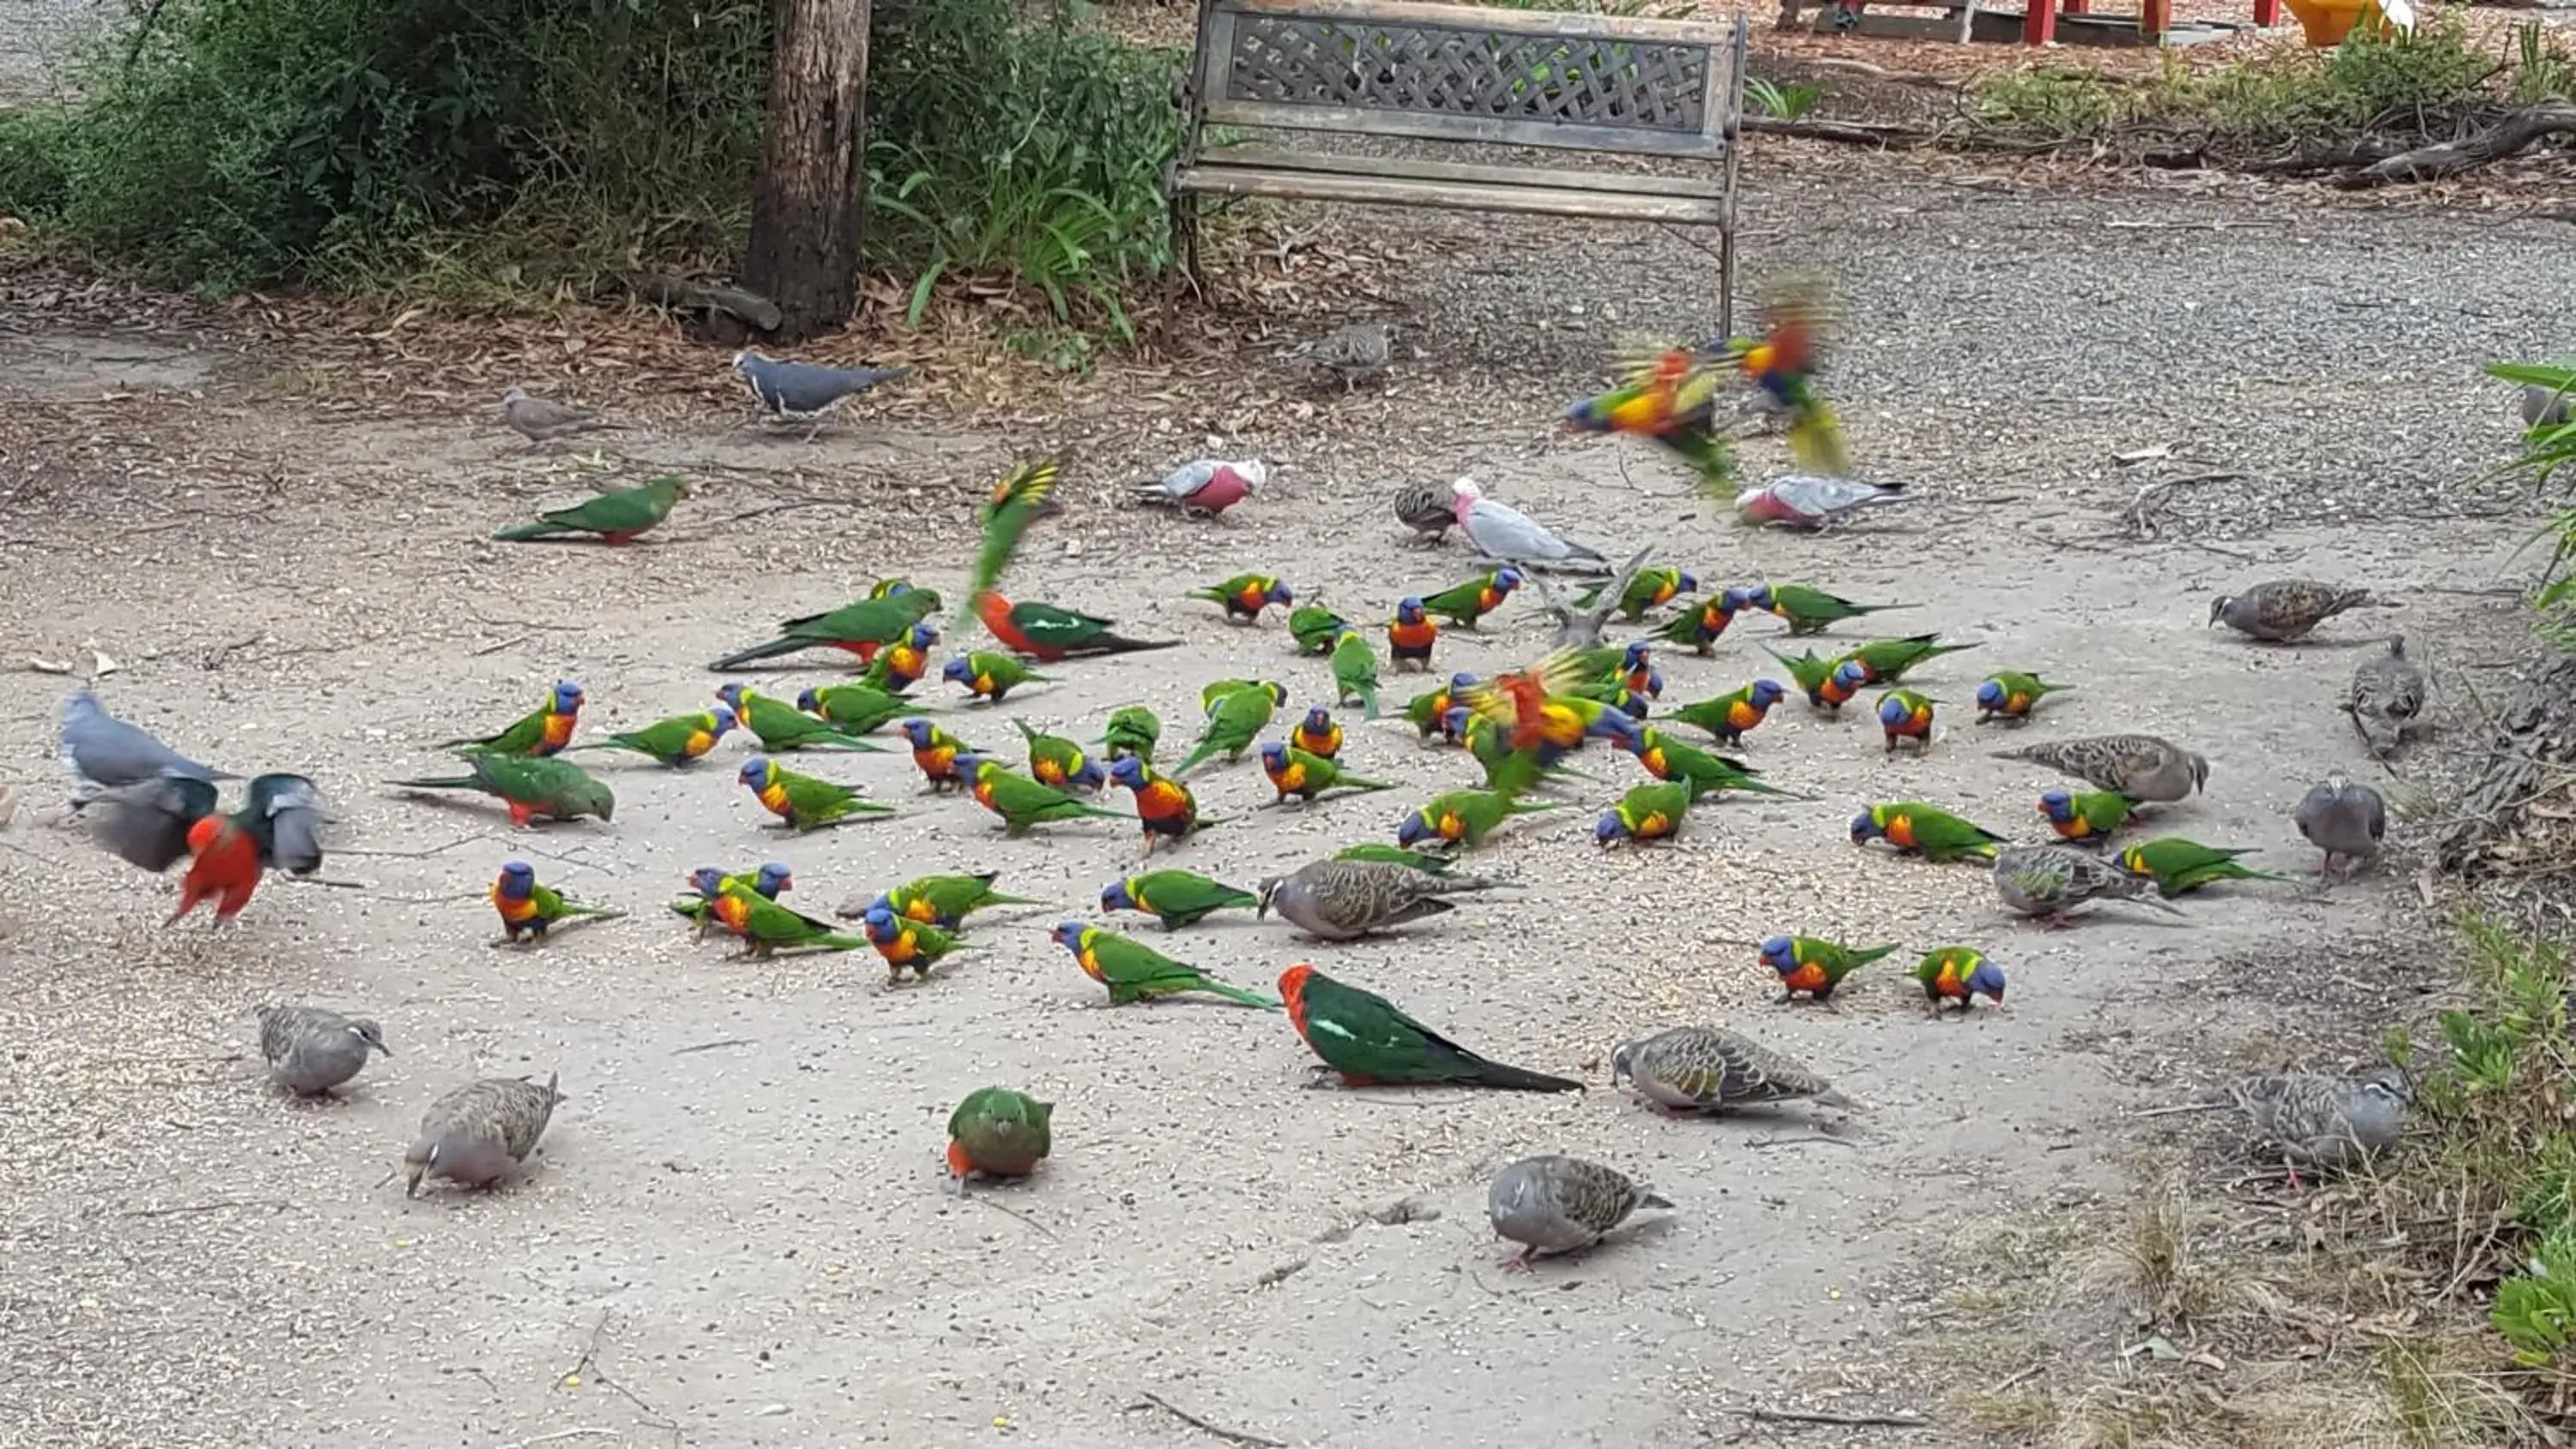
(0, 166), (2561, 1449)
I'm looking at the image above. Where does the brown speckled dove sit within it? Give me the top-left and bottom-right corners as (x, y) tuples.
(257, 1003), (390, 1097)
(404, 1071), (565, 1197)
(500, 386), (620, 443)
(2346, 635), (2426, 758)
(2227, 1065), (2411, 1188)
(1610, 1025), (1859, 1116)
(1992, 842), (2182, 927)
(2208, 579), (2376, 642)
(1255, 858), (1497, 941)
(1993, 733), (2207, 803)
(1486, 1155), (1671, 1271)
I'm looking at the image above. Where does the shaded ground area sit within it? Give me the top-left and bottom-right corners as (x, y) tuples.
(0, 159), (2561, 1449)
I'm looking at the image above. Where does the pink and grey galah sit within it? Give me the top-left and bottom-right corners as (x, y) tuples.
(1734, 474), (1915, 530)
(1134, 458), (1267, 517)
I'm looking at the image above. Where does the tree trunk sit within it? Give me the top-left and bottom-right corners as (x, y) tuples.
(741, 0), (872, 342)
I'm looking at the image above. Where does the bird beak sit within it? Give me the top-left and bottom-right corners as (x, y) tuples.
(404, 1164), (425, 1199)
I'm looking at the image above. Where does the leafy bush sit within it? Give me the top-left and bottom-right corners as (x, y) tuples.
(1744, 76), (1830, 121)
(2486, 361), (2576, 613)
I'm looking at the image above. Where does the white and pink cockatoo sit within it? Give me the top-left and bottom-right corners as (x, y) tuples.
(1134, 458), (1267, 518)
(1449, 477), (1610, 574)
(1734, 474), (1915, 531)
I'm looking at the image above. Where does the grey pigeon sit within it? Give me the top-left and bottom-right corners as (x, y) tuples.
(2208, 579), (2377, 642)
(1992, 733), (2207, 803)
(404, 1071), (565, 1197)
(499, 386), (620, 443)
(86, 774), (221, 871)
(1993, 842), (2183, 926)
(1392, 481), (1452, 546)
(1291, 320), (1393, 392)
(1523, 547), (1655, 651)
(1486, 1155), (1672, 1272)
(1735, 474), (1915, 530)
(2524, 384), (2573, 429)
(256, 1003), (391, 1097)
(2226, 1065), (2411, 1185)
(58, 688), (234, 808)
(1449, 477), (1610, 574)
(2346, 634), (2426, 758)
(731, 351), (913, 438)
(1255, 858), (1497, 940)
(2294, 772), (2385, 882)
(1609, 1024), (1860, 1115)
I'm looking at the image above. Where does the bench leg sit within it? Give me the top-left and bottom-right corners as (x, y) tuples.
(2022, 0), (2055, 43)
(1718, 227), (1736, 345)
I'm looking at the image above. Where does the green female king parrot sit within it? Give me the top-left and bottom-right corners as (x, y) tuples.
(1176, 681), (1288, 775)
(947, 1087), (1053, 1183)
(490, 476), (687, 545)
(391, 755), (614, 828)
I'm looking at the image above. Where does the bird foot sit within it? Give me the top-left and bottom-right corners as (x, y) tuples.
(1499, 1253), (1537, 1275)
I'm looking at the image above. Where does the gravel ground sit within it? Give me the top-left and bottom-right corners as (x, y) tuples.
(0, 0), (106, 99)
(0, 148), (2565, 1449)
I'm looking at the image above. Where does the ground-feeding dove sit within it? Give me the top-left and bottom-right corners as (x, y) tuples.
(498, 386), (621, 443)
(1392, 481), (1453, 546)
(2346, 635), (2426, 758)
(1992, 842), (2183, 926)
(1992, 733), (2207, 803)
(1486, 1155), (1672, 1271)
(1735, 474), (1914, 530)
(1255, 858), (1498, 940)
(404, 1071), (565, 1197)
(1449, 478), (1610, 574)
(731, 351), (913, 437)
(2208, 579), (2377, 642)
(1295, 320), (1393, 391)
(2524, 383), (2573, 429)
(2226, 1065), (2410, 1186)
(2293, 773), (2385, 882)
(1609, 1024), (1860, 1115)
(1134, 458), (1264, 517)
(256, 1003), (390, 1097)
(58, 688), (234, 808)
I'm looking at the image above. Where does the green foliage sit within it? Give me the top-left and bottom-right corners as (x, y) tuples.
(2484, 361), (2576, 621)
(1744, 76), (1829, 121)
(2494, 1232), (2576, 1366)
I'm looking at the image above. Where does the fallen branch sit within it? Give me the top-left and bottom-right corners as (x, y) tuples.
(2333, 103), (2576, 189)
(1134, 1391), (1287, 1447)
(1740, 116), (1939, 149)
(1742, 1405), (1931, 1428)
(618, 272), (786, 332)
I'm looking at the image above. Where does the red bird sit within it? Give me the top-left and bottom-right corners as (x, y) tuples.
(86, 772), (326, 925)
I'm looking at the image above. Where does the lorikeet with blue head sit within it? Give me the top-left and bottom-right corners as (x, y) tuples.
(1052, 921), (1279, 1009)
(1759, 935), (1898, 1004)
(564, 706), (734, 767)
(943, 650), (1050, 705)
(489, 859), (623, 944)
(1108, 755), (1220, 852)
(1914, 947), (2007, 1014)
(796, 683), (926, 737)
(1622, 727), (1799, 800)
(1615, 641), (1664, 701)
(870, 871), (1037, 931)
(899, 718), (981, 793)
(440, 680), (585, 758)
(1668, 680), (1784, 746)
(1595, 780), (1692, 846)
(1291, 706), (1343, 760)
(737, 755), (891, 831)
(2040, 787), (2138, 845)
(1012, 718), (1105, 794)
(1401, 672), (1478, 741)
(1100, 869), (1260, 930)
(1394, 787), (1558, 852)
(1655, 591), (1750, 657)
(1561, 341), (1740, 499)
(1976, 671), (2075, 725)
(955, 753), (1128, 835)
(1418, 569), (1522, 631)
(1260, 742), (1394, 806)
(1386, 597), (1438, 673)
(671, 862), (791, 935)
(1188, 573), (1294, 624)
(1876, 688), (1937, 754)
(861, 621), (939, 694)
(1850, 801), (2007, 863)
(859, 903), (969, 981)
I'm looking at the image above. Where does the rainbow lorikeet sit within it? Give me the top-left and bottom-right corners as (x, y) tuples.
(1595, 780), (1692, 846)
(1623, 728), (1799, 800)
(671, 862), (792, 934)
(1560, 343), (1740, 498)
(1260, 742), (1394, 806)
(717, 684), (884, 753)
(1278, 965), (1582, 1091)
(797, 682), (928, 737)
(1012, 718), (1105, 793)
(1833, 634), (1979, 688)
(1329, 630), (1381, 718)
(1668, 680), (1785, 746)
(1051, 921), (1279, 1009)
(1574, 566), (1698, 623)
(1718, 273), (1851, 478)
(1454, 647), (1642, 778)
(959, 458), (1064, 629)
(1402, 672), (1479, 740)
(440, 680), (584, 758)
(1850, 801), (2006, 863)
(1108, 755), (1220, 852)
(1386, 598), (1439, 672)
(1098, 705), (1161, 764)
(2041, 788), (2139, 845)
(1759, 935), (1898, 1003)
(973, 590), (1176, 662)
(564, 706), (734, 767)
(2116, 837), (2296, 898)
(946, 1087), (1052, 1185)
(1876, 688), (1936, 754)
(1977, 671), (2075, 724)
(392, 755), (613, 828)
(490, 475), (688, 545)
(1614, 641), (1664, 700)
(1289, 604), (1351, 657)
(1741, 583), (1913, 639)
(1914, 947), (2006, 1014)
(715, 878), (867, 958)
(1291, 706), (1343, 759)
(708, 586), (939, 670)
(1417, 569), (1522, 631)
(1188, 573), (1294, 623)
(1395, 787), (1558, 852)
(1100, 870), (1260, 930)
(1177, 681), (1287, 776)
(1449, 708), (1595, 797)
(489, 860), (623, 944)
(869, 870), (1037, 931)
(1654, 592), (1749, 657)
(943, 651), (1050, 705)
(899, 718), (982, 793)
(736, 755), (890, 831)
(1763, 643), (1846, 711)
(955, 753), (1127, 836)
(858, 904), (969, 982)
(88, 771), (325, 924)
(860, 621), (939, 695)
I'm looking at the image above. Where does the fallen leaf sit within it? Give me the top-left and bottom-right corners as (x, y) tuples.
(2115, 445), (2173, 464)
(27, 657), (71, 675)
(93, 650), (119, 678)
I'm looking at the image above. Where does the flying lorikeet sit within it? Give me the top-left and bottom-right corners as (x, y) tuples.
(1976, 671), (2075, 724)
(563, 706), (735, 767)
(1876, 688), (1937, 754)
(899, 718), (981, 793)
(1278, 964), (1582, 1091)
(1850, 801), (2007, 863)
(1288, 603), (1351, 657)
(943, 650), (1050, 705)
(1386, 598), (1438, 673)
(440, 680), (585, 758)
(959, 458), (1065, 629)
(708, 587), (939, 670)
(973, 591), (1177, 662)
(1051, 921), (1279, 1009)
(860, 621), (939, 694)
(1188, 573), (1294, 624)
(1401, 672), (1479, 741)
(1595, 780), (1692, 846)
(489, 475), (688, 545)
(868, 870), (1037, 931)
(1099, 870), (1260, 930)
(1176, 681), (1287, 775)
(1669, 680), (1785, 746)
(1565, 676), (1651, 720)
(797, 682), (928, 737)
(1914, 947), (2006, 1014)
(88, 771), (326, 924)
(1575, 566), (1698, 623)
(737, 755), (890, 831)
(955, 753), (1128, 836)
(1452, 648), (1641, 786)
(671, 862), (791, 934)
(1624, 727), (1800, 800)
(716, 878), (868, 958)
(1759, 935), (1898, 1004)
(489, 860), (623, 944)
(859, 903), (969, 982)
(1098, 704), (1161, 763)
(1450, 708), (1595, 797)
(1720, 273), (1851, 478)
(1419, 569), (1522, 631)
(2041, 788), (2138, 845)
(1329, 629), (1381, 718)
(392, 755), (614, 828)
(1260, 742), (1394, 806)
(1291, 706), (1343, 759)
(1560, 342), (1740, 498)
(1012, 718), (1105, 794)
(1108, 755), (1218, 852)
(716, 683), (884, 753)
(1395, 787), (1557, 851)
(1655, 592), (1749, 657)
(1833, 634), (1979, 688)
(2115, 837), (2296, 898)
(946, 1087), (1053, 1184)
(1743, 583), (1912, 639)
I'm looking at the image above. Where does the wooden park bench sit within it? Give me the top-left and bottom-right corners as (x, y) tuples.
(1167, 0), (1753, 337)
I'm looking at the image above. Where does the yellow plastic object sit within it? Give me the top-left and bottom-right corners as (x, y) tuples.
(2280, 0), (2379, 46)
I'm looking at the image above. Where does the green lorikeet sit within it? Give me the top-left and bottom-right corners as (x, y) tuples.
(946, 1087), (1053, 1183)
(1850, 801), (2007, 863)
(1176, 681), (1287, 775)
(391, 755), (615, 828)
(1012, 718), (1106, 793)
(943, 650), (1051, 705)
(562, 706), (734, 767)
(1278, 964), (1582, 1091)
(956, 753), (1127, 836)
(1668, 680), (1786, 746)
(1977, 671), (2075, 724)
(1052, 922), (1279, 1009)
(1329, 628), (1381, 718)
(1835, 634), (1979, 687)
(974, 591), (1177, 661)
(1559, 343), (1739, 498)
(490, 475), (688, 545)
(2040, 788), (2137, 845)
(1595, 780), (1692, 846)
(1402, 672), (1479, 740)
(858, 904), (970, 981)
(960, 458), (1064, 627)
(1188, 573), (1295, 623)
(1762, 643), (1843, 710)
(798, 682), (930, 736)
(1746, 583), (1912, 638)
(869, 871), (1037, 931)
(860, 621), (939, 694)
(1914, 947), (2006, 1013)
(1334, 843), (1467, 876)
(1291, 706), (1344, 759)
(1656, 593), (1749, 656)
(716, 684), (884, 753)
(718, 878), (870, 958)
(1099, 870), (1259, 929)
(1386, 597), (1439, 672)
(1573, 566), (1699, 622)
(738, 755), (892, 831)
(1260, 742), (1394, 805)
(1454, 708), (1595, 797)
(489, 860), (623, 944)
(1107, 755), (1221, 852)
(1099, 704), (1161, 763)
(708, 587), (939, 671)
(1625, 728), (1799, 799)
(440, 680), (585, 758)
(1289, 604), (1351, 656)
(2116, 837), (2295, 898)
(671, 862), (791, 935)
(864, 578), (920, 599)
(899, 718), (982, 792)
(1395, 787), (1557, 851)
(1759, 935), (1898, 1003)
(1876, 688), (1936, 754)
(1418, 568), (1523, 630)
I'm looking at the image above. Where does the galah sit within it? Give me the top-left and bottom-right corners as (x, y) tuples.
(1135, 459), (1266, 517)
(1448, 478), (1608, 573)
(1735, 474), (1914, 530)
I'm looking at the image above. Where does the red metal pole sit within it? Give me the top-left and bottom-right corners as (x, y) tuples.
(2023, 0), (2056, 42)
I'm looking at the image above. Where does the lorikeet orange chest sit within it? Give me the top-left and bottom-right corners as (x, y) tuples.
(1931, 962), (1969, 998)
(916, 743), (958, 780)
(756, 781), (793, 816)
(1638, 745), (1673, 780)
(1137, 781), (1193, 833)
(681, 725), (720, 758)
(1477, 585), (1507, 613)
(2052, 815), (2099, 842)
(1073, 941), (1106, 982)
(1294, 723), (1341, 757)
(536, 711), (578, 755)
(970, 777), (1001, 813)
(1032, 758), (1069, 788)
(1728, 699), (1766, 730)
(1777, 960), (1831, 993)
(1267, 759), (1309, 793)
(1633, 808), (1678, 839)
(881, 644), (927, 688)
(712, 894), (752, 935)
(878, 928), (923, 965)
(1388, 619), (1437, 655)
(492, 882), (539, 925)
(1888, 702), (1931, 735)
(1883, 814), (1921, 850)
(1820, 674), (1858, 706)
